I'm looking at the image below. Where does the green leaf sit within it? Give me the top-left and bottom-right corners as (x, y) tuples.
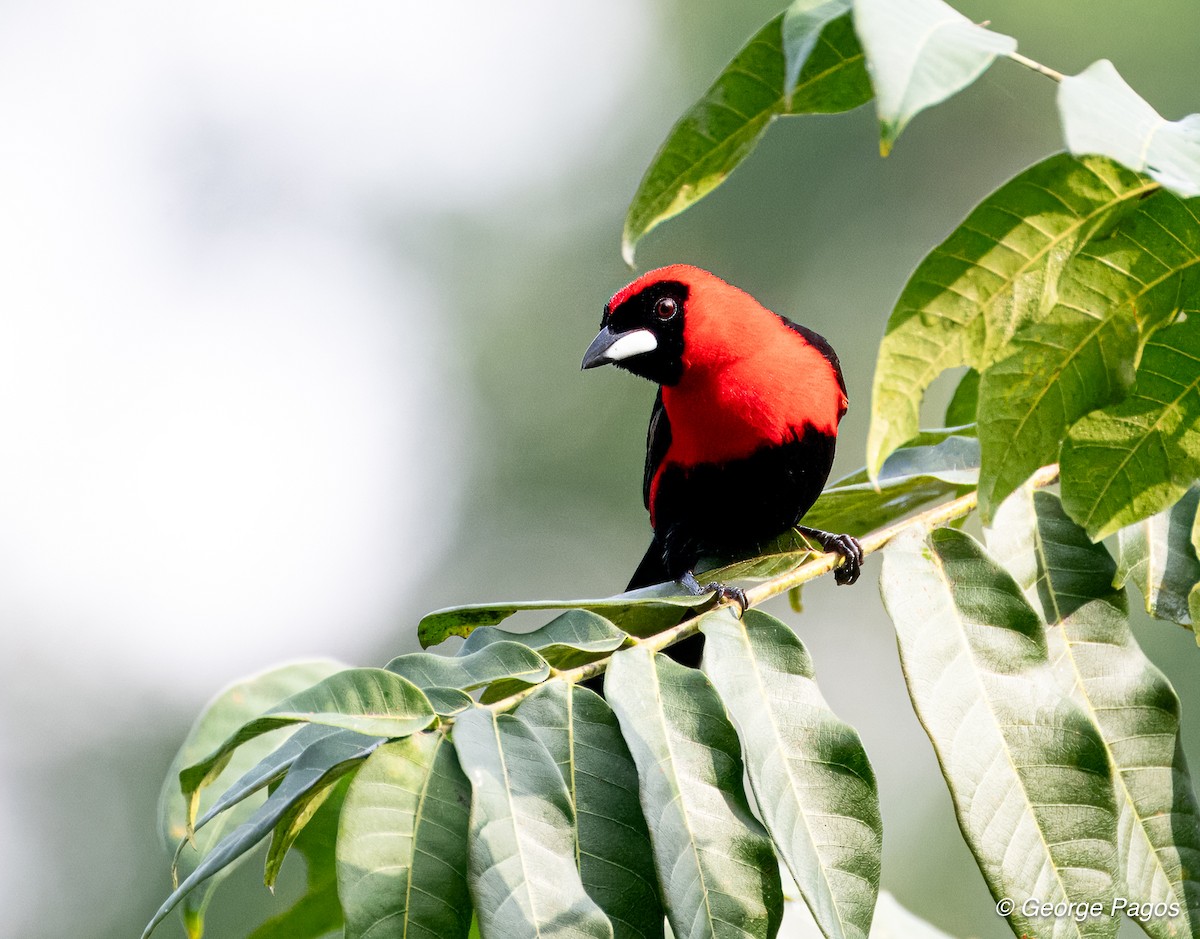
(247, 774), (350, 939)
(1059, 59), (1200, 198)
(453, 708), (613, 939)
(179, 669), (435, 829)
(386, 642), (550, 692)
(852, 0), (1016, 155)
(516, 684), (663, 939)
(986, 487), (1200, 939)
(700, 608), (881, 939)
(803, 430), (979, 537)
(1061, 315), (1200, 539)
(460, 610), (628, 671)
(337, 732), (473, 939)
(980, 191), (1200, 520)
(783, 0), (853, 97)
(943, 369), (979, 428)
(145, 732), (376, 939)
(1114, 486), (1200, 628)
(621, 11), (870, 263)
(606, 646), (783, 939)
(419, 590), (708, 649)
(155, 659), (346, 939)
(867, 154), (1155, 479)
(975, 285), (1138, 519)
(881, 527), (1119, 938)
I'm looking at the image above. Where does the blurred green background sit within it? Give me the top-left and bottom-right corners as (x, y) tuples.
(2, 2), (1198, 937)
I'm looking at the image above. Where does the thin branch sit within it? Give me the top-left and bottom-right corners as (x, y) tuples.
(1007, 51), (1066, 83)
(482, 464), (1061, 715)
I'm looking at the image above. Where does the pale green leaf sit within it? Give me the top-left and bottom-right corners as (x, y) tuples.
(606, 646), (783, 939)
(155, 659), (346, 939)
(386, 642), (550, 692)
(986, 487), (1200, 939)
(516, 684), (663, 939)
(419, 590), (708, 649)
(144, 732), (375, 939)
(193, 724), (345, 834)
(867, 154), (1154, 479)
(852, 0), (1015, 154)
(1061, 316), (1200, 539)
(881, 527), (1119, 938)
(1059, 59), (1200, 198)
(247, 774), (349, 939)
(453, 708), (613, 939)
(460, 610), (628, 670)
(178, 669), (435, 829)
(622, 12), (870, 263)
(804, 430), (979, 537)
(1114, 486), (1200, 628)
(337, 732), (473, 939)
(700, 608), (881, 939)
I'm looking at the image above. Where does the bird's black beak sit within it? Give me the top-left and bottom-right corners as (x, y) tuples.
(581, 326), (658, 370)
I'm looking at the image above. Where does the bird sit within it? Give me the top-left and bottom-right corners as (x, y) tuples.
(581, 264), (863, 620)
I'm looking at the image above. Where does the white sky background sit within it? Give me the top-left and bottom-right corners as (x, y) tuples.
(0, 0), (649, 931)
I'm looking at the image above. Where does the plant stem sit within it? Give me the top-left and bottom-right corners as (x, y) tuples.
(1007, 51), (1066, 83)
(482, 464), (1061, 714)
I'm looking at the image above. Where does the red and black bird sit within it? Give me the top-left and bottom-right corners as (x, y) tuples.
(582, 264), (863, 609)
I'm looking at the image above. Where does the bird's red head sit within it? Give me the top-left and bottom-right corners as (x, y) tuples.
(582, 264), (847, 433)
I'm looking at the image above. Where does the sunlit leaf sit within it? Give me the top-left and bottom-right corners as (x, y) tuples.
(460, 609), (628, 671)
(337, 732), (473, 939)
(979, 190), (1200, 519)
(453, 708), (613, 939)
(881, 527), (1119, 938)
(1114, 486), (1200, 629)
(516, 683), (663, 939)
(867, 154), (1155, 480)
(1059, 59), (1200, 198)
(622, 12), (870, 263)
(852, 0), (1015, 154)
(155, 659), (346, 939)
(179, 669), (434, 829)
(607, 646), (783, 939)
(701, 608), (881, 939)
(1061, 316), (1200, 539)
(986, 487), (1200, 938)
(144, 732), (376, 939)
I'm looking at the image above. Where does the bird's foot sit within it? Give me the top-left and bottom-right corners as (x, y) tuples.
(680, 569), (748, 615)
(797, 526), (864, 585)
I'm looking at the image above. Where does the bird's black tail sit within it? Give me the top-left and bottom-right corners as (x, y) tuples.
(627, 538), (671, 591)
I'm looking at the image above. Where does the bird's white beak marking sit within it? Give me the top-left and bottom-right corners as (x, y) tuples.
(603, 328), (658, 361)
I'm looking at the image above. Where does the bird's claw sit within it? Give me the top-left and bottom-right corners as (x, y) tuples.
(798, 527), (864, 585)
(680, 570), (748, 616)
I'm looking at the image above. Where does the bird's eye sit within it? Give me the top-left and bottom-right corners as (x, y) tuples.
(655, 297), (678, 320)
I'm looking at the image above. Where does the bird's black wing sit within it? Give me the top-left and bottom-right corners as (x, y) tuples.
(643, 387), (671, 510)
(779, 316), (848, 402)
